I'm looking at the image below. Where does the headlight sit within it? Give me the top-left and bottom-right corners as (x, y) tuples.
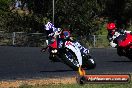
(54, 49), (57, 53)
(51, 49), (58, 53)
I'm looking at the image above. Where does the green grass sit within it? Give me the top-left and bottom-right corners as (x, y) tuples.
(19, 82), (132, 88)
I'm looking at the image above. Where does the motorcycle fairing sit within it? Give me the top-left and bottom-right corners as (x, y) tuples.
(118, 33), (132, 47)
(74, 41), (89, 54)
(49, 40), (57, 48)
(64, 41), (82, 67)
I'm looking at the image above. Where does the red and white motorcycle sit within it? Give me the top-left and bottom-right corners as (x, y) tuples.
(108, 29), (132, 59)
(116, 31), (132, 59)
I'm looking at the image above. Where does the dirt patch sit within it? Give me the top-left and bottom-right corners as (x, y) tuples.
(0, 77), (77, 88)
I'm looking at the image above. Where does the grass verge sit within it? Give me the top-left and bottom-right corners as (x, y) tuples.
(19, 83), (132, 88)
(0, 76), (131, 88)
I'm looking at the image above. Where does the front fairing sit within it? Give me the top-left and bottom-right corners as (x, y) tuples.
(118, 33), (132, 47)
(64, 41), (82, 66)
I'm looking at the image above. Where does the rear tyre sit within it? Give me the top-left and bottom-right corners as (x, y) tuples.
(82, 55), (96, 69)
(86, 58), (96, 69)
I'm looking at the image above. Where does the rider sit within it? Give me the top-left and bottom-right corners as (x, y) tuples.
(41, 21), (61, 52)
(42, 21), (91, 72)
(106, 22), (127, 48)
(43, 21), (89, 54)
(45, 21), (61, 45)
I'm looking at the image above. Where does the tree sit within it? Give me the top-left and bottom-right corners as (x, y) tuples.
(1, 0), (132, 33)
(53, 0), (103, 35)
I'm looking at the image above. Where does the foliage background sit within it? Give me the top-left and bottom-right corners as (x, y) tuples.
(1, 0), (132, 35)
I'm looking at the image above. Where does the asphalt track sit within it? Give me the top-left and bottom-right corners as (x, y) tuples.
(0, 46), (132, 80)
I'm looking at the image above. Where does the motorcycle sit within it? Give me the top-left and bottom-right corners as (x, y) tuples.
(116, 32), (132, 59)
(42, 30), (96, 71)
(110, 30), (132, 59)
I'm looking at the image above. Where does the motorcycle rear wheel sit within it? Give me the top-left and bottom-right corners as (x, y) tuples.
(82, 55), (96, 69)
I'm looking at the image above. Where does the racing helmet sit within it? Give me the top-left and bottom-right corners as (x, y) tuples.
(106, 23), (116, 30)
